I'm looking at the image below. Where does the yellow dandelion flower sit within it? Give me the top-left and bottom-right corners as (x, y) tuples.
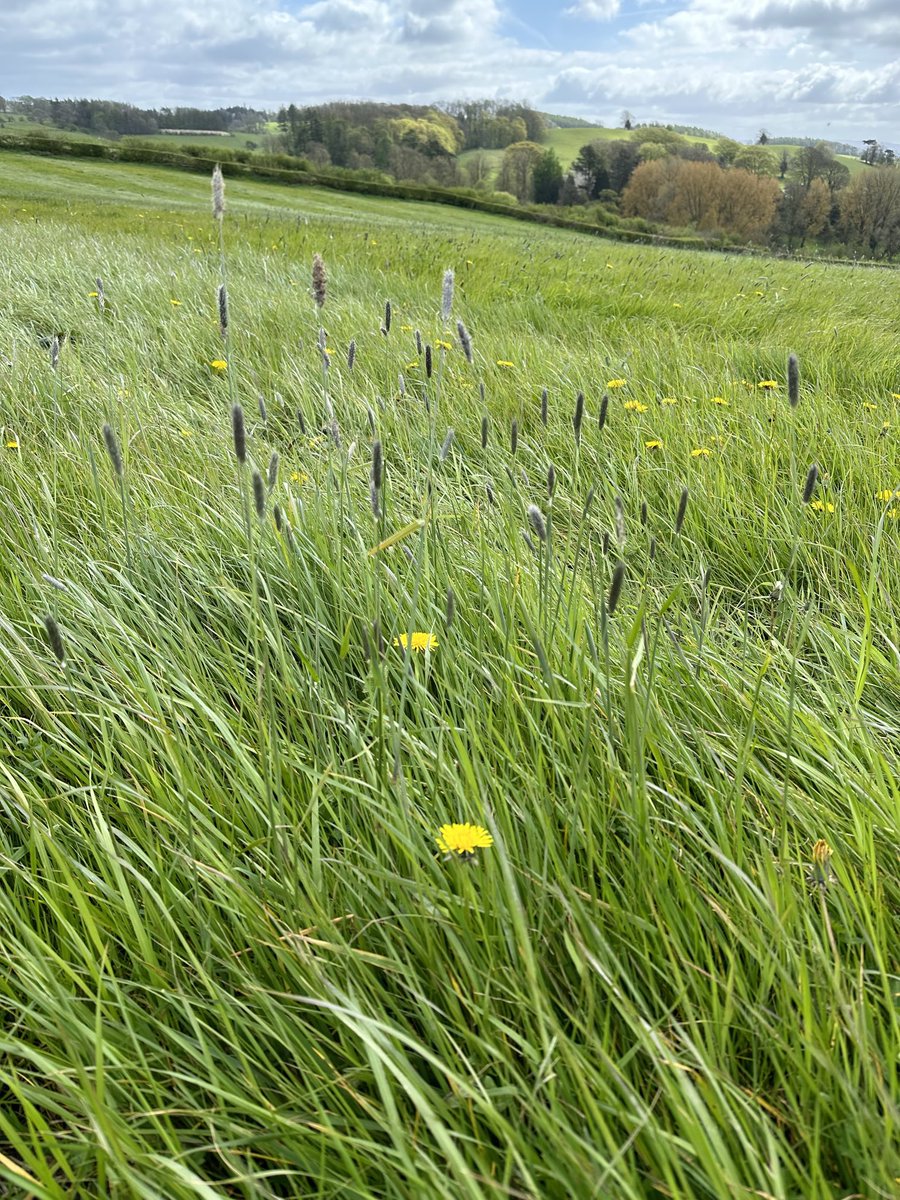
(394, 631), (438, 653)
(179, 429), (193, 438)
(758, 380), (779, 389)
(290, 471), (310, 485)
(876, 489), (900, 502)
(886, 508), (899, 519)
(891, 392), (900, 400)
(660, 397), (677, 405)
(306, 436), (324, 450)
(645, 439), (663, 451)
(809, 499), (835, 512)
(436, 822), (493, 858)
(754, 290), (765, 296)
(170, 299), (182, 306)
(709, 396), (729, 406)
(607, 379), (627, 388)
(6, 439), (19, 449)
(496, 360), (515, 368)
(436, 339), (453, 351)
(624, 400), (648, 412)
(672, 302), (682, 308)
(882, 421), (890, 430)
(863, 402), (877, 411)
(323, 347), (334, 356)
(88, 291), (99, 297)
(400, 324), (413, 332)
(691, 447), (712, 457)
(209, 359), (227, 371)
(406, 361), (420, 369)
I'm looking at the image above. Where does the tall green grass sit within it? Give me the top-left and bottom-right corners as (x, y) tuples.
(0, 154), (897, 1199)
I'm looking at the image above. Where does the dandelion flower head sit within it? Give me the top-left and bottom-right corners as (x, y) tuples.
(437, 823), (493, 857)
(394, 631), (438, 653)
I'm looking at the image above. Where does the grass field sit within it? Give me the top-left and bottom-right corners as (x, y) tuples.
(0, 151), (898, 1199)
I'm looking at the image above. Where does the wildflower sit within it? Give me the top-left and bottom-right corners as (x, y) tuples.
(435, 339), (453, 351)
(6, 439), (19, 449)
(672, 302), (682, 308)
(863, 402), (877, 411)
(887, 508), (899, 519)
(290, 471), (310, 485)
(645, 439), (663, 451)
(170, 299), (182, 306)
(754, 289), (765, 296)
(607, 379), (626, 388)
(436, 822), (493, 859)
(210, 359), (227, 371)
(660, 397), (677, 405)
(691, 447), (712, 457)
(709, 396), (729, 406)
(758, 380), (779, 390)
(891, 392), (900, 400)
(807, 839), (835, 892)
(876, 488), (900, 502)
(394, 632), (438, 652)
(624, 400), (648, 413)
(406, 361), (419, 370)
(809, 500), (835, 512)
(496, 360), (514, 368)
(179, 429), (193, 438)
(88, 290), (99, 298)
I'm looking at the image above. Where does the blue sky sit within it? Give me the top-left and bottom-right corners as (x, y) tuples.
(1, 0), (898, 144)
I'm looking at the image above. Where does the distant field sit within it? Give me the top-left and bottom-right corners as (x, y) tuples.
(0, 151), (897, 1200)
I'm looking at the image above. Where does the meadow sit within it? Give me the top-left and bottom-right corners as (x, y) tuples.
(0, 151), (898, 1199)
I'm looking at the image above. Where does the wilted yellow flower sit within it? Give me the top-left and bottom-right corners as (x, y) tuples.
(394, 631), (438, 652)
(863, 402), (877, 411)
(807, 839), (835, 891)
(406, 361), (419, 369)
(660, 397), (677, 405)
(437, 822), (493, 858)
(691, 447), (712, 457)
(607, 379), (627, 388)
(876, 488), (900, 502)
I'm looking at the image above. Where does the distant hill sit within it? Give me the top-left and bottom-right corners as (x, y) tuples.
(540, 112), (600, 129)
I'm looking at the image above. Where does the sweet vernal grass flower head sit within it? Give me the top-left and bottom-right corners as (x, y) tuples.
(436, 822), (493, 860)
(442, 268), (454, 322)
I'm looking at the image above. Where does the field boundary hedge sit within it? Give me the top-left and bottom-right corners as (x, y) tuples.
(2, 130), (897, 267)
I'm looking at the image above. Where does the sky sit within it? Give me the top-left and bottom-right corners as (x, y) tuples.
(2, 0), (898, 144)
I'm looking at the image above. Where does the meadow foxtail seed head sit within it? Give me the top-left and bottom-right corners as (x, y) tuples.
(787, 352), (800, 408)
(211, 164), (225, 219)
(311, 253), (327, 308)
(43, 614), (66, 665)
(481, 415), (489, 449)
(231, 404), (247, 465)
(527, 504), (547, 543)
(802, 462), (819, 504)
(102, 424), (123, 477)
(540, 387), (548, 426)
(573, 391), (585, 443)
(442, 269), (454, 322)
(252, 470), (266, 519)
(675, 486), (689, 535)
(456, 320), (473, 364)
(217, 284), (228, 339)
(608, 561), (626, 615)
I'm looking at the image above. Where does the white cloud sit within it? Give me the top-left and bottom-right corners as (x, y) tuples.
(0, 0), (897, 142)
(564, 0), (621, 19)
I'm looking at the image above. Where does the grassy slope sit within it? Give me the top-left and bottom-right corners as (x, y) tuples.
(0, 152), (898, 1200)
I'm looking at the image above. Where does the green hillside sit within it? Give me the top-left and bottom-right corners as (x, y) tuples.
(0, 152), (897, 1199)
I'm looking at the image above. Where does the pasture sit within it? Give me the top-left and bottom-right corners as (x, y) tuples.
(0, 151), (897, 1199)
